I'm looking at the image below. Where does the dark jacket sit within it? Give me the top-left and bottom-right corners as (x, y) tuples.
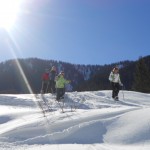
(50, 70), (56, 80)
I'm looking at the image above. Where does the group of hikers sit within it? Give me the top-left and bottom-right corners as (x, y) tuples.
(41, 66), (71, 101)
(41, 65), (123, 101)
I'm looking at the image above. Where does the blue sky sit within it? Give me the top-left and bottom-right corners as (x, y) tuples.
(0, 0), (150, 65)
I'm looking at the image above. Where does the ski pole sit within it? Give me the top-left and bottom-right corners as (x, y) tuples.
(122, 85), (125, 100)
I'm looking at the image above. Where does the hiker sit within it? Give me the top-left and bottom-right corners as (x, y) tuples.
(41, 69), (50, 94)
(49, 66), (57, 94)
(109, 66), (123, 100)
(55, 71), (70, 101)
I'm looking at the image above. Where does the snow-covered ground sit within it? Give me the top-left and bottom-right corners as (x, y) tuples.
(0, 90), (150, 150)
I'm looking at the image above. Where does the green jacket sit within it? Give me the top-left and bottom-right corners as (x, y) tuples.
(55, 75), (70, 88)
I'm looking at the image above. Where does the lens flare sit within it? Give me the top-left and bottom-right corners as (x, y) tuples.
(0, 0), (21, 30)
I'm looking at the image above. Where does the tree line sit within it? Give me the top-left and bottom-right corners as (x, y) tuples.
(0, 56), (149, 94)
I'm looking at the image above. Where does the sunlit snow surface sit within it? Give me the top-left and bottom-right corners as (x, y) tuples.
(0, 90), (150, 150)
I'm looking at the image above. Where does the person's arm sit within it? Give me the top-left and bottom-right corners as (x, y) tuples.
(64, 78), (70, 84)
(109, 72), (114, 82)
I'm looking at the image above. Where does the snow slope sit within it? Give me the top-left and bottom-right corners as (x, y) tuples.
(0, 90), (150, 150)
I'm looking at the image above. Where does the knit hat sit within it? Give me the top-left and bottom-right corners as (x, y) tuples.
(113, 66), (119, 72)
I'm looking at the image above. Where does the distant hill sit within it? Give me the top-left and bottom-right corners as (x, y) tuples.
(0, 56), (150, 94)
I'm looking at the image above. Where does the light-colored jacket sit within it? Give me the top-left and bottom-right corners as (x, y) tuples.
(55, 75), (70, 88)
(109, 71), (121, 84)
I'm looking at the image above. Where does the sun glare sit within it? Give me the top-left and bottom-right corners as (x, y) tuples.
(0, 0), (21, 30)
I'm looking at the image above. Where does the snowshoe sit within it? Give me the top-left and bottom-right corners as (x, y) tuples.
(114, 96), (119, 101)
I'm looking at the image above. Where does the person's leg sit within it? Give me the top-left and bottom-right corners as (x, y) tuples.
(114, 83), (119, 100)
(111, 82), (115, 98)
(48, 80), (52, 93)
(116, 83), (120, 97)
(60, 88), (65, 98)
(42, 81), (47, 94)
(45, 81), (49, 93)
(56, 88), (65, 101)
(56, 88), (60, 100)
(58, 88), (64, 98)
(51, 80), (56, 93)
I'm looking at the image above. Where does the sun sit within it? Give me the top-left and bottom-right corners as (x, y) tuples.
(0, 0), (21, 30)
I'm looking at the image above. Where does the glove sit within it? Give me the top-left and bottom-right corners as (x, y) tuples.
(120, 83), (123, 86)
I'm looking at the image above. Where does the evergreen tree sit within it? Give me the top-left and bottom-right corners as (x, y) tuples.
(133, 57), (150, 93)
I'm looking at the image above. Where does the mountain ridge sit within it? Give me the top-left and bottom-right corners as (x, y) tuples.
(0, 55), (149, 93)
